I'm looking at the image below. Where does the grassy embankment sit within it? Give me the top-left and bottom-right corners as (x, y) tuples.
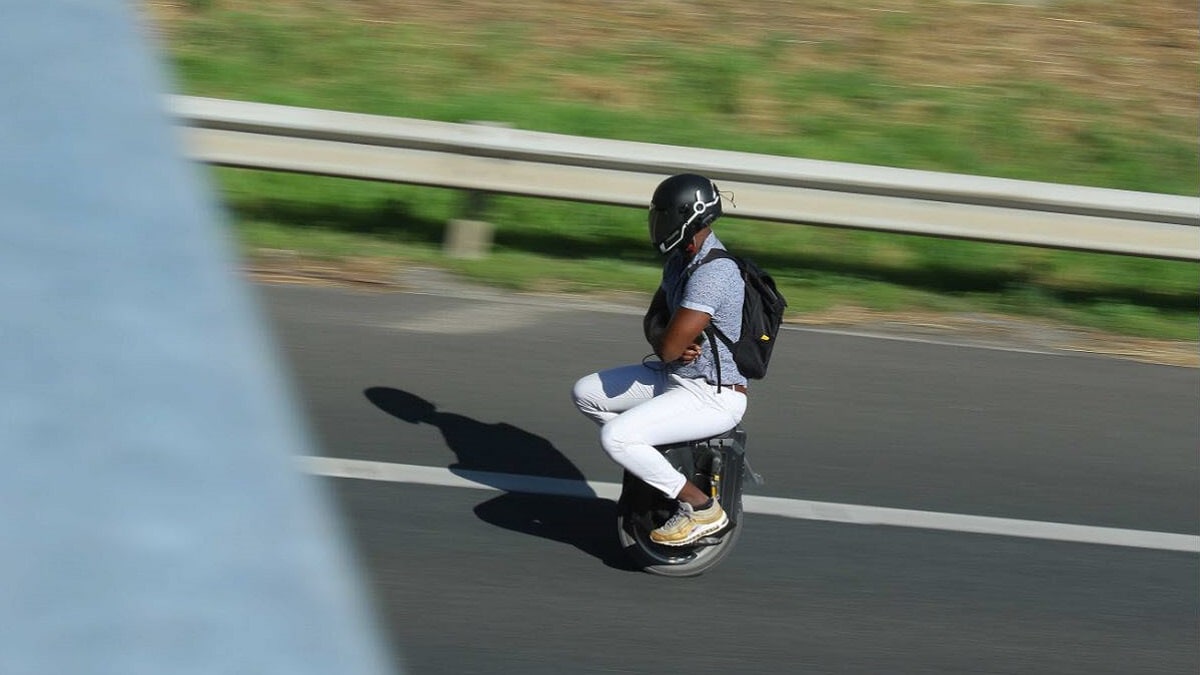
(153, 1), (1198, 340)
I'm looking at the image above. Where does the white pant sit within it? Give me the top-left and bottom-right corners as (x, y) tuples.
(571, 363), (747, 498)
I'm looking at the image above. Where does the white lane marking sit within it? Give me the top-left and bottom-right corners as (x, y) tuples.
(302, 457), (1200, 553)
(745, 495), (1200, 552)
(306, 458), (622, 500)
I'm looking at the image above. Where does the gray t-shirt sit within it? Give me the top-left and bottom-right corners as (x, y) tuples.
(660, 233), (746, 386)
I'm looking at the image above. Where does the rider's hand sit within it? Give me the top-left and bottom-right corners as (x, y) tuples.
(679, 342), (703, 364)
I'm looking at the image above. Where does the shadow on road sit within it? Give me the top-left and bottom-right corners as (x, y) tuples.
(364, 386), (638, 571)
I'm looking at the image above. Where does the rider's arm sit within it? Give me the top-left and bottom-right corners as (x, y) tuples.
(643, 287), (669, 348)
(656, 307), (710, 362)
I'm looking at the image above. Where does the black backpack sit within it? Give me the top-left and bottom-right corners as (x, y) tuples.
(698, 249), (788, 381)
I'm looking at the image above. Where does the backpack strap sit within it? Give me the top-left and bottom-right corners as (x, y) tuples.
(695, 248), (740, 351)
(691, 248), (741, 388)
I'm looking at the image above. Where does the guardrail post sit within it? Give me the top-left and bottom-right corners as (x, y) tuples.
(443, 120), (509, 259)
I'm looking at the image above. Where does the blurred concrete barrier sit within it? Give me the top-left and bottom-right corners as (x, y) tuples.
(3, 6), (398, 674)
(171, 95), (1200, 261)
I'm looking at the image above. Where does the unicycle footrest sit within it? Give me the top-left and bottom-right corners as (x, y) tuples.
(693, 523), (736, 547)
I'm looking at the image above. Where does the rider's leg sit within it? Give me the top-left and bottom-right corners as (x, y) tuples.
(675, 480), (713, 509)
(572, 364), (685, 495)
(571, 363), (667, 425)
(595, 375), (745, 501)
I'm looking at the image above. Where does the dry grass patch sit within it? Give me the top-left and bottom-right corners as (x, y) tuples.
(149, 0), (1197, 132)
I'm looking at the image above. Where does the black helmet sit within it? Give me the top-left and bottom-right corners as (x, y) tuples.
(648, 173), (723, 255)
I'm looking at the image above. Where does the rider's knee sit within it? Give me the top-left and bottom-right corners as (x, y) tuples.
(571, 372), (600, 413)
(599, 420), (636, 460)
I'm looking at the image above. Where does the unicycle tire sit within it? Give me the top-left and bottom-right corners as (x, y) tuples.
(616, 498), (743, 578)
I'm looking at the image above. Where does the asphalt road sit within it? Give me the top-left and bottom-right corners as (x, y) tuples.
(258, 282), (1198, 675)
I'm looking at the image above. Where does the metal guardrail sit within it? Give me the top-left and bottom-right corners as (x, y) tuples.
(170, 96), (1200, 261)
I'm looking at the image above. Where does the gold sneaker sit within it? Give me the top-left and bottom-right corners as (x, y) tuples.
(650, 499), (729, 546)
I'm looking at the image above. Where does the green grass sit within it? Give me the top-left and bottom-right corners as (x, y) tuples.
(220, 170), (1198, 340)
(158, 2), (1199, 341)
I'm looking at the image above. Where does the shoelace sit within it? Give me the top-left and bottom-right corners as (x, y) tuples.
(660, 503), (694, 530)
